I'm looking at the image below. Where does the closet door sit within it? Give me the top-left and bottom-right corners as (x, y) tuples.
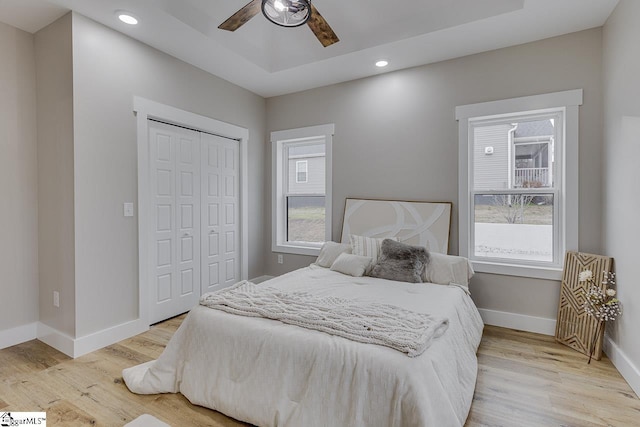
(150, 121), (201, 324)
(201, 133), (240, 293)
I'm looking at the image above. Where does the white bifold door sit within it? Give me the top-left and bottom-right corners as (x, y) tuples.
(201, 133), (241, 294)
(149, 121), (240, 324)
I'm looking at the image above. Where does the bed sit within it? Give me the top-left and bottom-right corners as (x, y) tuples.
(123, 199), (484, 427)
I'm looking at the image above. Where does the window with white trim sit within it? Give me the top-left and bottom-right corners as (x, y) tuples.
(456, 90), (582, 280)
(271, 124), (333, 256)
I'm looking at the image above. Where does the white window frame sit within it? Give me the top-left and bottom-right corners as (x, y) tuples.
(295, 160), (308, 183)
(456, 90), (582, 280)
(271, 124), (334, 256)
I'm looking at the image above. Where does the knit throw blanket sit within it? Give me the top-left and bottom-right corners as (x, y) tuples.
(199, 281), (448, 357)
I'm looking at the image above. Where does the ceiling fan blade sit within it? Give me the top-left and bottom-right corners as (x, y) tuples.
(307, 3), (339, 47)
(218, 0), (262, 31)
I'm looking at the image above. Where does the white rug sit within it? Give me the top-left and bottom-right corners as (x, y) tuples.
(124, 414), (171, 427)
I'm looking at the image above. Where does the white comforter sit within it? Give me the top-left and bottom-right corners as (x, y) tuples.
(123, 266), (484, 427)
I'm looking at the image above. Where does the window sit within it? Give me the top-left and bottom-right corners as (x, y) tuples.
(295, 160), (308, 183)
(456, 90), (582, 279)
(271, 124), (334, 256)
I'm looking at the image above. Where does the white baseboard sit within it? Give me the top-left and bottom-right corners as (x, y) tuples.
(0, 323), (38, 350)
(37, 322), (75, 357)
(37, 319), (149, 358)
(73, 319), (149, 358)
(603, 336), (640, 399)
(478, 308), (557, 336)
(250, 275), (275, 284)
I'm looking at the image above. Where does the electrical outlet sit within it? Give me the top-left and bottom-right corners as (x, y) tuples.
(277, 254), (284, 264)
(123, 202), (134, 217)
(53, 291), (60, 308)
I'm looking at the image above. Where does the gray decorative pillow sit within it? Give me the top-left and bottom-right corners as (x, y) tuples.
(370, 239), (430, 283)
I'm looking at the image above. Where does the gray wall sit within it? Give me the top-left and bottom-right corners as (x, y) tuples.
(265, 28), (604, 322)
(35, 14), (76, 337)
(71, 13), (266, 337)
(0, 22), (39, 333)
(602, 0), (640, 392)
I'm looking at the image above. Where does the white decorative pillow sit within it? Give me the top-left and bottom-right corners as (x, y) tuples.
(315, 242), (352, 268)
(423, 252), (475, 291)
(330, 253), (373, 277)
(349, 235), (399, 267)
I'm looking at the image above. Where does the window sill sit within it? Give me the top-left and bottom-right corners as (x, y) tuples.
(472, 260), (563, 280)
(273, 243), (321, 257)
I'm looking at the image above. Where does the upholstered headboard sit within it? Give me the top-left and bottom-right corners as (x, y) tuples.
(340, 198), (452, 254)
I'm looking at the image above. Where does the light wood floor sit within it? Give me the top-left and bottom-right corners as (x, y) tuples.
(1, 318), (638, 426)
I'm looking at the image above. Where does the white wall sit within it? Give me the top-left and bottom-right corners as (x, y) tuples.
(71, 14), (266, 337)
(0, 22), (39, 340)
(602, 0), (640, 397)
(265, 29), (604, 323)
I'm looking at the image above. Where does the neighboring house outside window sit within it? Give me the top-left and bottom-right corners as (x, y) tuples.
(271, 124), (334, 256)
(295, 160), (308, 183)
(456, 90), (582, 280)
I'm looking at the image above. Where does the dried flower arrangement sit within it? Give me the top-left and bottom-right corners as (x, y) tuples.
(580, 270), (622, 363)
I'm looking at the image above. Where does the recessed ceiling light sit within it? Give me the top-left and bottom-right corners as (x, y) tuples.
(117, 11), (139, 25)
(375, 60), (389, 68)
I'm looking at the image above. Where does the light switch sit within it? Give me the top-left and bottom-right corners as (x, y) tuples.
(124, 202), (134, 217)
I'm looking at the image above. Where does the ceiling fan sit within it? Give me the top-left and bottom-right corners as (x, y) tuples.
(218, 0), (340, 47)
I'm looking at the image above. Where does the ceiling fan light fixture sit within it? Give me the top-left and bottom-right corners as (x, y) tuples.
(261, 0), (311, 28)
(274, 0), (286, 12)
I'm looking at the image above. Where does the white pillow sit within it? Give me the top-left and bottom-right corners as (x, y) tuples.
(330, 253), (372, 277)
(423, 252), (475, 291)
(349, 235), (399, 266)
(315, 242), (352, 268)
